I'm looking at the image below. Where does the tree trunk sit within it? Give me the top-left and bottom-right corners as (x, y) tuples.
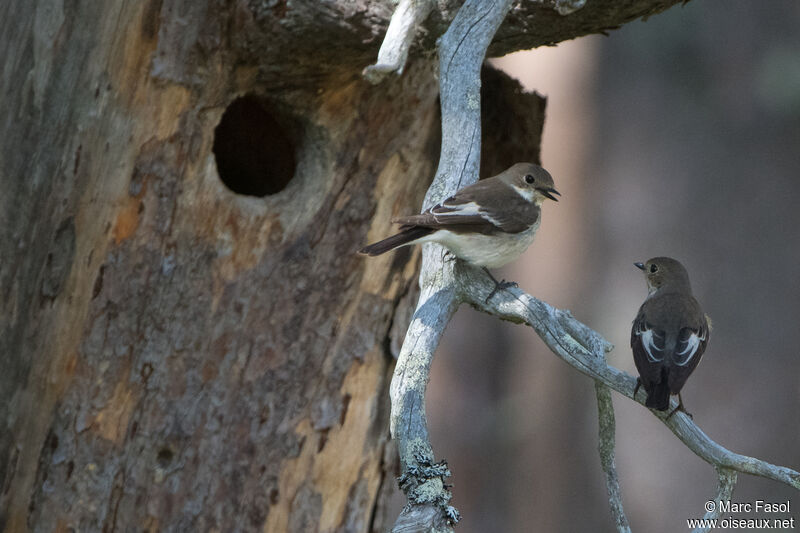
(0, 1), (685, 531)
(0, 2), (439, 531)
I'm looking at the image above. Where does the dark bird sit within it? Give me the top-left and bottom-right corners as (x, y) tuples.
(631, 257), (710, 416)
(359, 163), (559, 295)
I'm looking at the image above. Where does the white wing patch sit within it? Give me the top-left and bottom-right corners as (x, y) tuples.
(436, 201), (482, 216)
(435, 200), (504, 227)
(675, 330), (706, 367)
(477, 208), (503, 227)
(637, 327), (664, 363)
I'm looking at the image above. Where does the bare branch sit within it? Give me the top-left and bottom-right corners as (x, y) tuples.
(363, 0), (434, 84)
(379, 0), (793, 530)
(595, 381), (632, 533)
(388, 0), (513, 530)
(390, 283), (461, 531)
(361, 0), (591, 85)
(691, 468), (738, 533)
(459, 264), (800, 492)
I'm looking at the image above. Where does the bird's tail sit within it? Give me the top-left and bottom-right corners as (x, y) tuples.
(645, 367), (671, 411)
(359, 226), (433, 256)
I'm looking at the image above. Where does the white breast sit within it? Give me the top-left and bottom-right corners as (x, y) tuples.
(418, 220), (540, 268)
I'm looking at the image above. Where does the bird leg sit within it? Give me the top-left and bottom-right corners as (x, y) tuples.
(483, 267), (518, 303)
(633, 378), (642, 400)
(666, 393), (693, 420)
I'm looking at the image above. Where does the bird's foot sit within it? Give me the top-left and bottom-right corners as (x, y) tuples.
(483, 268), (518, 302)
(666, 394), (693, 420)
(633, 378), (642, 400)
(443, 251), (458, 264)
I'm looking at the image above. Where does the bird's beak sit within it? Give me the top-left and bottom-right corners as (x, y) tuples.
(540, 187), (560, 202)
(634, 262), (645, 270)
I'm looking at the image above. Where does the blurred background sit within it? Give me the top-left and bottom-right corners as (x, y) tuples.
(426, 0), (800, 531)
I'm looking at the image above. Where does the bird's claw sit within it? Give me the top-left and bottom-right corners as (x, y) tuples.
(485, 279), (518, 303)
(666, 395), (693, 420)
(443, 251), (458, 264)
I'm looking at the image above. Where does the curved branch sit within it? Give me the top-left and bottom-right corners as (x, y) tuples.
(459, 264), (800, 492)
(388, 0), (513, 530)
(390, 283), (461, 532)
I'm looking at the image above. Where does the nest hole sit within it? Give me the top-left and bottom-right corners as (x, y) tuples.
(213, 95), (297, 197)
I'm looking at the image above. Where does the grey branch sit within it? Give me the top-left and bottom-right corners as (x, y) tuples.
(363, 0), (434, 83)
(692, 468), (737, 533)
(384, 0), (797, 530)
(394, 256), (799, 529)
(460, 263), (800, 491)
(595, 381), (632, 533)
(389, 0), (514, 530)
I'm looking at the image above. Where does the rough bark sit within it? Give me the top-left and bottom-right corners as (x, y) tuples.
(0, 2), (439, 530)
(0, 0), (687, 531)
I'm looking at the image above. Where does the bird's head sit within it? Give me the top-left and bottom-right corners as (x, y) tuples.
(505, 163), (560, 204)
(635, 256), (692, 295)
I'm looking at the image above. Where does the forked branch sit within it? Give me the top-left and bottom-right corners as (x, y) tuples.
(369, 0), (798, 531)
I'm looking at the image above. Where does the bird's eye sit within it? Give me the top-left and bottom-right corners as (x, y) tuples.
(524, 174), (535, 184)
(650, 264), (658, 273)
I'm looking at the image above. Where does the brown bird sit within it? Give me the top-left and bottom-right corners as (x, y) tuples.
(631, 257), (710, 416)
(359, 163), (558, 294)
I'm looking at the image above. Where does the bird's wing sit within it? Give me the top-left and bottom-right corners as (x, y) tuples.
(666, 320), (709, 393)
(631, 311), (667, 385)
(673, 323), (709, 367)
(632, 314), (666, 363)
(393, 180), (539, 234)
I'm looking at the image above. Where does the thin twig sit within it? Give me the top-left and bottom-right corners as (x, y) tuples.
(595, 381), (632, 533)
(691, 468), (737, 533)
